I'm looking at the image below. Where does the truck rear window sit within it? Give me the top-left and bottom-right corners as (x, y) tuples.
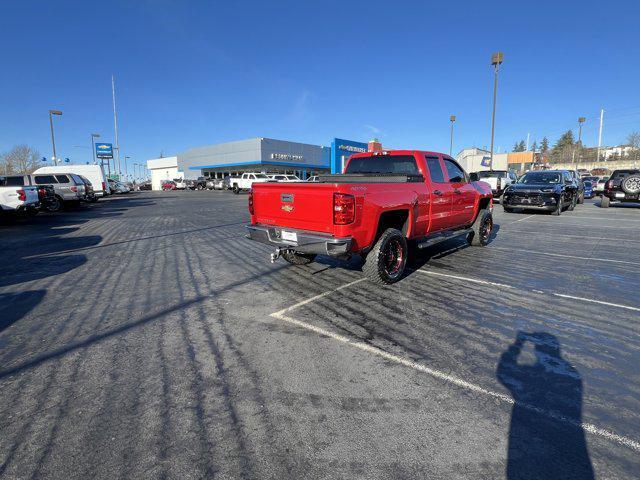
(2, 176), (25, 186)
(345, 155), (419, 175)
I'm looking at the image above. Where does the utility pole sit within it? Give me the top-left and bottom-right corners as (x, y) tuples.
(449, 115), (456, 156)
(597, 108), (604, 162)
(489, 52), (504, 171)
(112, 75), (121, 175)
(49, 110), (63, 165)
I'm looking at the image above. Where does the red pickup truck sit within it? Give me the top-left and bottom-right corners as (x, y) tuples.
(247, 150), (493, 284)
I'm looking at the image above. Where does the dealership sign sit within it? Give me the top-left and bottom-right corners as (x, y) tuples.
(95, 143), (114, 159)
(338, 144), (366, 153)
(271, 153), (304, 162)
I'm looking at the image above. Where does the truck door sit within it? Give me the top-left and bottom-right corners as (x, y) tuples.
(443, 157), (476, 226)
(423, 155), (454, 232)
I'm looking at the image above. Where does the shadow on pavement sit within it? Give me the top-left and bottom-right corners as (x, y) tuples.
(497, 331), (594, 480)
(0, 291), (46, 334)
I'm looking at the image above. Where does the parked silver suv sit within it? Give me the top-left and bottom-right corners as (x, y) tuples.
(32, 173), (85, 208)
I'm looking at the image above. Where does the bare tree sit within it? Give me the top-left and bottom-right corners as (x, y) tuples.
(1, 145), (41, 174)
(627, 131), (640, 160)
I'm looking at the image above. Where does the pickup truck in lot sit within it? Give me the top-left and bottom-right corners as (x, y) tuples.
(0, 176), (40, 216)
(247, 150), (493, 284)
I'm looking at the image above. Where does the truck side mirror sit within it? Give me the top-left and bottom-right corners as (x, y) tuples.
(469, 172), (479, 182)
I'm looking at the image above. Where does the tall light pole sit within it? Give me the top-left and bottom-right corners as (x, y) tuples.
(112, 75), (121, 176)
(489, 52), (503, 171)
(91, 133), (100, 165)
(575, 117), (586, 168)
(449, 115), (456, 156)
(49, 110), (63, 165)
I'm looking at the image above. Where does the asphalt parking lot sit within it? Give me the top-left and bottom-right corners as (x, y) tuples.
(1, 191), (639, 479)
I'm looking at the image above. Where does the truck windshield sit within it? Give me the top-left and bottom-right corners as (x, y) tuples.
(518, 172), (561, 184)
(254, 174), (269, 179)
(345, 155), (419, 174)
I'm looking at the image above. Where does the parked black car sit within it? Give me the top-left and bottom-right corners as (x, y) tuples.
(138, 181), (152, 191)
(601, 169), (640, 208)
(187, 177), (207, 190)
(503, 170), (578, 215)
(35, 184), (58, 212)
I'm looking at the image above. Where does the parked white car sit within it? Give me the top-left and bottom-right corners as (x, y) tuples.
(306, 176), (319, 182)
(0, 176), (40, 216)
(230, 173), (271, 194)
(268, 174), (301, 182)
(474, 170), (518, 200)
(173, 178), (188, 189)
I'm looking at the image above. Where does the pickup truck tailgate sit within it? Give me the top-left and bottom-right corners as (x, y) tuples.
(251, 183), (337, 234)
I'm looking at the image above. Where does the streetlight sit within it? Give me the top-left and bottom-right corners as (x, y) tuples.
(91, 133), (100, 165)
(572, 117), (586, 167)
(449, 115), (456, 156)
(49, 109), (63, 165)
(489, 52), (504, 171)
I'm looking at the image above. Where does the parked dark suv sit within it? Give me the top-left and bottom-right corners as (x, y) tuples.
(601, 169), (640, 208)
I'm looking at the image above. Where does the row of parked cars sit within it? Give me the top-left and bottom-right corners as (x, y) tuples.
(160, 172), (318, 193)
(474, 168), (640, 209)
(0, 164), (131, 218)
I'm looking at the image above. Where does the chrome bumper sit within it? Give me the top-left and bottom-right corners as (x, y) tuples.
(246, 224), (352, 256)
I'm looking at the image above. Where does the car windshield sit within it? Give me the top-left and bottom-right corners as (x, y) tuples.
(477, 171), (507, 178)
(518, 172), (562, 184)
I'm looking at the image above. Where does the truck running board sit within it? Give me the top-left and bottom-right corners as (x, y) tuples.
(416, 228), (473, 250)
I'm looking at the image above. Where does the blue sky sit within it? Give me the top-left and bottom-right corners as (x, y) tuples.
(1, 0), (639, 174)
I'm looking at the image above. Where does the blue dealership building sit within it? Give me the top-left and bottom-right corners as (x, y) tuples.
(167, 137), (368, 180)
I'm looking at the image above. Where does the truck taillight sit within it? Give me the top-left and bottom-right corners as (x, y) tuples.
(70, 186), (78, 193)
(333, 193), (355, 225)
(102, 181), (106, 192)
(17, 189), (26, 201)
(38, 187), (46, 200)
(606, 180), (612, 189)
(248, 190), (254, 215)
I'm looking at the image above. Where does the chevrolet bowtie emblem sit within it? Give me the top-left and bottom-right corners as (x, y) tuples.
(281, 204), (294, 212)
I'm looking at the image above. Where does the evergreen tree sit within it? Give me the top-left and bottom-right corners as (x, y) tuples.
(512, 142), (520, 152)
(531, 140), (538, 152)
(553, 130), (574, 151)
(540, 137), (549, 153)
(517, 140), (526, 152)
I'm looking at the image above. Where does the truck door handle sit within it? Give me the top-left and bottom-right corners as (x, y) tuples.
(434, 190), (443, 196)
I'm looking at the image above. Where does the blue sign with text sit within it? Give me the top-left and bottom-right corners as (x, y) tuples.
(330, 138), (368, 174)
(95, 143), (113, 159)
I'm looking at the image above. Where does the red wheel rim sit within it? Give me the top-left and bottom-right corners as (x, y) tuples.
(383, 239), (404, 276)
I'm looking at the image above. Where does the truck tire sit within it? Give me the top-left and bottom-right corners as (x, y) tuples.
(282, 251), (316, 265)
(600, 195), (610, 208)
(45, 196), (62, 213)
(233, 185), (240, 194)
(468, 209), (493, 246)
(577, 192), (584, 204)
(621, 174), (640, 194)
(567, 193), (577, 211)
(363, 228), (407, 285)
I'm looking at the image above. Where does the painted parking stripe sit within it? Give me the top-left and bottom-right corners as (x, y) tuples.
(490, 246), (637, 265)
(499, 231), (640, 244)
(416, 269), (640, 312)
(270, 282), (640, 452)
(417, 270), (514, 289)
(553, 293), (640, 312)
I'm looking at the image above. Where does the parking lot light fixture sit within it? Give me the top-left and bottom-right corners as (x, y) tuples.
(449, 115), (456, 156)
(576, 117), (586, 167)
(489, 52), (503, 171)
(91, 133), (100, 165)
(49, 109), (63, 166)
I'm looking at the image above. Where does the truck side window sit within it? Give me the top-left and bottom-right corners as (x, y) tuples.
(425, 156), (445, 183)
(443, 159), (466, 183)
(35, 175), (57, 184)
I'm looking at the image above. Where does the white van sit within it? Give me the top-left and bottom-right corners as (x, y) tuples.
(34, 164), (111, 196)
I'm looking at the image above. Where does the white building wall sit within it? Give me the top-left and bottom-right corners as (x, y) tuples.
(147, 156), (180, 191)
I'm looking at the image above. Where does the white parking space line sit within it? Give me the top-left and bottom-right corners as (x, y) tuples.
(553, 293), (640, 312)
(490, 246), (637, 265)
(417, 270), (514, 289)
(417, 268), (640, 312)
(270, 282), (640, 452)
(508, 214), (536, 224)
(498, 231), (640, 244)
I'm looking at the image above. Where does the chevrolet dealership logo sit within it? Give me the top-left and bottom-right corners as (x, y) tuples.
(98, 145), (109, 149)
(281, 204), (294, 212)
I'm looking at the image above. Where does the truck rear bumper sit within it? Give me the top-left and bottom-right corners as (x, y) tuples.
(246, 224), (352, 257)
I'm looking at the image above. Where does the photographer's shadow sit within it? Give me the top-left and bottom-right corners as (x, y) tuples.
(497, 332), (594, 480)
